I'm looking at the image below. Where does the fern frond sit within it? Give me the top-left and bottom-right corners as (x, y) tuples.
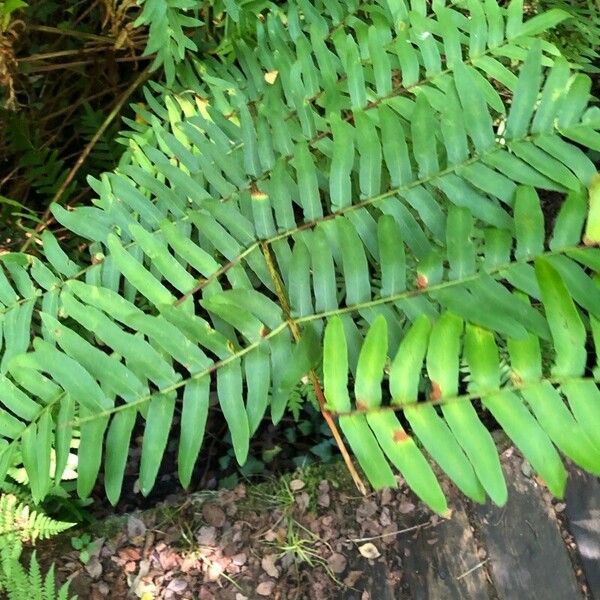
(0, 494), (75, 544)
(0, 0), (599, 511)
(135, 0), (203, 83)
(0, 551), (75, 600)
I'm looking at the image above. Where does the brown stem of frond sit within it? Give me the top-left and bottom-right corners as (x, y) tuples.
(259, 241), (368, 496)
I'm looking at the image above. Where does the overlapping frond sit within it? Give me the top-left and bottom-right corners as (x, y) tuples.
(323, 188), (600, 513)
(1, 0), (599, 508)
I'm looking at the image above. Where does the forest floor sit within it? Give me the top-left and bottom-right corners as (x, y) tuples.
(35, 441), (600, 600)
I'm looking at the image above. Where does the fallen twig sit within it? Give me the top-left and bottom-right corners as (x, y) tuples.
(456, 559), (489, 581)
(349, 520), (431, 543)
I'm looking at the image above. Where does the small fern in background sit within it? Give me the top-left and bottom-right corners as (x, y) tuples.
(0, 549), (75, 600)
(537, 0), (600, 72)
(79, 104), (123, 175)
(0, 494), (75, 599)
(0, 494), (74, 544)
(1, 116), (74, 230)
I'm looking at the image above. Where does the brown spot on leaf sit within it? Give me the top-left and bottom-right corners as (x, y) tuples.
(583, 235), (598, 247)
(356, 400), (368, 411)
(250, 182), (268, 201)
(416, 273), (428, 289)
(259, 325), (270, 337)
(509, 370), (523, 387)
(392, 430), (410, 443)
(429, 381), (442, 401)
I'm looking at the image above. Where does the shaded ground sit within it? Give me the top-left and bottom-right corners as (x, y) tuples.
(37, 446), (599, 600)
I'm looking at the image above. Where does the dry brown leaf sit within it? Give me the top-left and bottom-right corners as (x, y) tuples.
(207, 561), (224, 581)
(358, 543), (381, 559)
(84, 557), (102, 579)
(256, 580), (276, 596)
(290, 479), (305, 491)
(295, 491), (310, 512)
(202, 503), (226, 528)
(398, 500), (415, 514)
(379, 507), (392, 527)
(166, 578), (188, 592)
(232, 552), (247, 566)
(261, 554), (280, 578)
(196, 526), (217, 546)
(158, 548), (180, 571)
(327, 552), (347, 574)
(318, 493), (331, 508)
(124, 561), (137, 573)
(118, 547), (141, 562)
(344, 570), (363, 587)
(127, 515), (147, 542)
(380, 489), (393, 506)
(180, 555), (199, 573)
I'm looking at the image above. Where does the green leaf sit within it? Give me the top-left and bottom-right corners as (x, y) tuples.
(104, 409), (136, 505)
(584, 174), (600, 246)
(178, 378), (209, 488)
(505, 41), (543, 139)
(337, 217), (371, 305)
(323, 316), (351, 413)
(509, 141), (580, 191)
(514, 186), (545, 260)
(310, 227), (338, 312)
(78, 412), (109, 499)
(368, 25), (392, 96)
(293, 143), (323, 220)
(355, 112), (382, 198)
(446, 207), (475, 279)
(561, 381), (600, 453)
(366, 411), (448, 514)
(272, 325), (320, 423)
(465, 325), (566, 497)
(550, 189), (587, 250)
(531, 58), (571, 134)
(288, 238), (314, 318)
(518, 9), (570, 38)
(107, 233), (175, 306)
(354, 315), (387, 409)
(411, 94), (439, 178)
(344, 34), (367, 109)
(245, 348), (270, 435)
(535, 258), (587, 377)
(378, 215), (406, 296)
(41, 231), (80, 278)
(454, 62), (495, 152)
(427, 313), (507, 505)
(217, 362), (249, 465)
(379, 105), (413, 188)
(389, 315), (431, 405)
(404, 403), (486, 502)
(329, 116), (355, 210)
(338, 414), (396, 489)
(140, 391), (176, 495)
